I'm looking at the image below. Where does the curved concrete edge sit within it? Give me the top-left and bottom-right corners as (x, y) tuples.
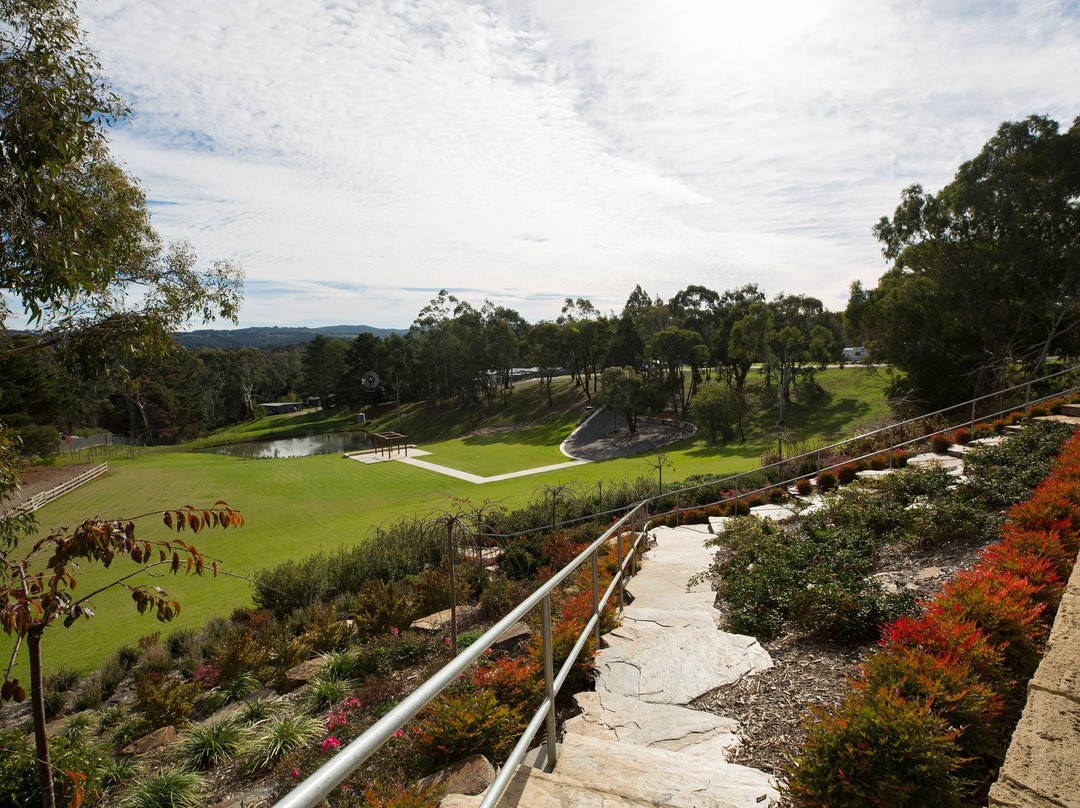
(988, 551), (1080, 808)
(559, 408), (606, 460)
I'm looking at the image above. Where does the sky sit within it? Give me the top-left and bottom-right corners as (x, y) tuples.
(77, 0), (1079, 330)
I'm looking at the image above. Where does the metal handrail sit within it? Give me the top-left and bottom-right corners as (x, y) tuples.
(272, 366), (1080, 808)
(270, 502), (650, 808)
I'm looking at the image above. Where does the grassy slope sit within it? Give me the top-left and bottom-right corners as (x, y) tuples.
(6, 368), (892, 677)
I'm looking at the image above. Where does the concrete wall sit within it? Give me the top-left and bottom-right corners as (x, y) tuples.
(988, 554), (1080, 808)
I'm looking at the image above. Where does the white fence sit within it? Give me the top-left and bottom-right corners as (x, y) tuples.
(16, 462), (108, 513)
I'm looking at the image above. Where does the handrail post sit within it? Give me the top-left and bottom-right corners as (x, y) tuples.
(591, 550), (600, 649)
(541, 595), (557, 771)
(617, 529), (624, 610)
(630, 519), (638, 577)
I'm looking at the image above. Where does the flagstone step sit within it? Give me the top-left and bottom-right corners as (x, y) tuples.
(565, 691), (740, 758)
(442, 734), (779, 808)
(595, 623), (771, 705)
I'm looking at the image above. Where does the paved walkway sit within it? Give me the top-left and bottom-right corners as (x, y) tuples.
(346, 408), (692, 485)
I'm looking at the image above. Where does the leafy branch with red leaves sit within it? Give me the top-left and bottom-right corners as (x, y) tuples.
(0, 502), (243, 808)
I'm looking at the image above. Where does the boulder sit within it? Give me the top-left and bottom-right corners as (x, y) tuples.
(418, 754), (495, 801)
(277, 658), (323, 693)
(121, 724), (177, 756)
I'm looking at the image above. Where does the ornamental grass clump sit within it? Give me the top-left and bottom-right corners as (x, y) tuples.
(242, 714), (323, 774)
(119, 768), (207, 808)
(178, 718), (248, 770)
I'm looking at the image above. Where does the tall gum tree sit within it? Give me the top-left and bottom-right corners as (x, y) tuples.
(849, 115), (1080, 409)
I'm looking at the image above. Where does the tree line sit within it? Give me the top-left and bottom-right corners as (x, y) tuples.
(1, 284), (848, 449)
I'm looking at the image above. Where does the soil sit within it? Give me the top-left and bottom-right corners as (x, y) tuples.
(7, 462), (99, 510)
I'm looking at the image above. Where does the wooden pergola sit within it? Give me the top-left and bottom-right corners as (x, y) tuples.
(371, 431), (409, 458)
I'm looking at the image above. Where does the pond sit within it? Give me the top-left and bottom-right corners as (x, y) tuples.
(197, 431), (372, 459)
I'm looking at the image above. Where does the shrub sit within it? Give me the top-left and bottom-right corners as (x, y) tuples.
(767, 486), (786, 504)
(211, 628), (269, 684)
(98, 657), (129, 697)
(882, 605), (1008, 689)
(795, 478), (814, 496)
(133, 670), (198, 729)
(220, 671), (260, 703)
(792, 582), (916, 644)
(471, 656), (543, 712)
(119, 768), (207, 808)
(42, 687), (66, 722)
(816, 470), (837, 492)
(930, 432), (954, 454)
(953, 427), (972, 445)
(138, 643), (175, 675)
(861, 646), (1006, 768)
(353, 580), (422, 634)
(972, 424), (995, 441)
(788, 687), (963, 808)
(836, 464), (860, 485)
(965, 420), (1074, 506)
(867, 452), (890, 470)
(301, 602), (355, 654)
(178, 718), (248, 770)
(937, 568), (1047, 681)
(352, 780), (442, 808)
(241, 698), (282, 725)
(45, 664), (81, 694)
(243, 714), (323, 773)
(410, 690), (522, 770)
(355, 630), (442, 675)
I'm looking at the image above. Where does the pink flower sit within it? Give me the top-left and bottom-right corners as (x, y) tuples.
(394, 730), (404, 737)
(321, 736), (341, 753)
(290, 768), (300, 779)
(390, 627), (399, 636)
(344, 697), (362, 710)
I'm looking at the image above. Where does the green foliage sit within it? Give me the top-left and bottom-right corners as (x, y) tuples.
(71, 680), (102, 712)
(410, 690), (522, 770)
(788, 687), (963, 808)
(242, 713), (323, 774)
(133, 670), (198, 729)
(965, 420), (1074, 506)
(850, 115), (1080, 408)
(118, 768), (207, 808)
(178, 718), (248, 770)
(351, 580), (422, 634)
(307, 675), (354, 711)
(0, 729), (104, 808)
(300, 602), (355, 654)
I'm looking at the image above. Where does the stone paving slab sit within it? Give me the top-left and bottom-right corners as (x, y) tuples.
(603, 606), (720, 645)
(595, 625), (772, 705)
(748, 503), (798, 522)
(546, 734), (778, 807)
(565, 691), (740, 757)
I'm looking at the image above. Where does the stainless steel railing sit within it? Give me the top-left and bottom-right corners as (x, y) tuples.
(270, 502), (651, 808)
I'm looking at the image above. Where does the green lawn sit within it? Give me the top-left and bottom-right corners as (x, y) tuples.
(5, 368), (892, 678)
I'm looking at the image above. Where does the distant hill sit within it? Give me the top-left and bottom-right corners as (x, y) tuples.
(175, 325), (405, 350)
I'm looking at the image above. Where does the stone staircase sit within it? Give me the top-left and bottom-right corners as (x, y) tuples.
(443, 524), (779, 808)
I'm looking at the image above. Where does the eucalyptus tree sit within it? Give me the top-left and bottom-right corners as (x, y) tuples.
(849, 115), (1080, 408)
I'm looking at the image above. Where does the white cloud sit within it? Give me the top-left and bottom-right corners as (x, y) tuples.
(79, 0), (1080, 327)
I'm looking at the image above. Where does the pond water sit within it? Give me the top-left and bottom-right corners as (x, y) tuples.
(197, 431), (371, 459)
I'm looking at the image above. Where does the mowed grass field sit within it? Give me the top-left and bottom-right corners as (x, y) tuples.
(6, 368), (893, 678)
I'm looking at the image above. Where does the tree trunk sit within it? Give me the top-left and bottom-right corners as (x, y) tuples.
(28, 627), (56, 808)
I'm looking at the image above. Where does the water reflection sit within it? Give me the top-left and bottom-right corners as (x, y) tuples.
(197, 431), (371, 459)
